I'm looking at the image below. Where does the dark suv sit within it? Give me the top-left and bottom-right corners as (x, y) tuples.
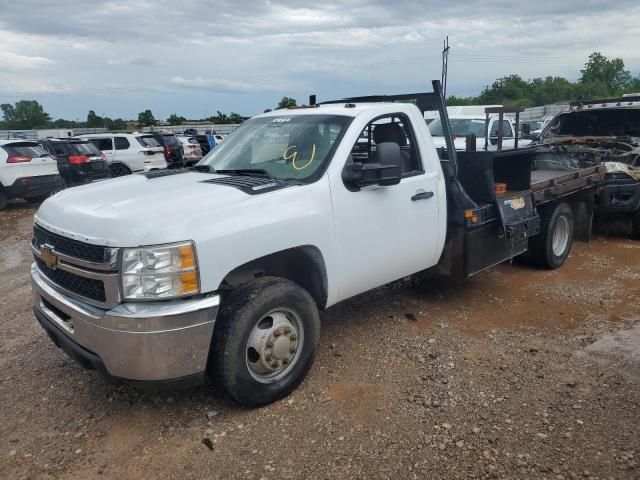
(148, 132), (185, 168)
(183, 129), (211, 155)
(38, 138), (109, 186)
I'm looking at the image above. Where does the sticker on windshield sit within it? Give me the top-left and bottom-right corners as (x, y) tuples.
(272, 118), (292, 123)
(284, 145), (317, 170)
(471, 119), (485, 123)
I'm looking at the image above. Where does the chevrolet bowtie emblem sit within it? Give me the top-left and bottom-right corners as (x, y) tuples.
(41, 244), (58, 269)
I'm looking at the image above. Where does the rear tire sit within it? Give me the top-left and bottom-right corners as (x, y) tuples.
(632, 210), (640, 240)
(108, 163), (131, 177)
(210, 277), (320, 407)
(530, 202), (574, 269)
(0, 188), (7, 210)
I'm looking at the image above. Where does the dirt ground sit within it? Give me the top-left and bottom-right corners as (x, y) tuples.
(1, 202), (639, 480)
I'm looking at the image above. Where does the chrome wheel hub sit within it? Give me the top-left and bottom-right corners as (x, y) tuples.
(246, 309), (302, 383)
(552, 215), (570, 257)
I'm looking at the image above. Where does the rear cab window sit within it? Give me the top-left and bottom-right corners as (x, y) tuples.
(69, 142), (102, 156)
(2, 142), (48, 159)
(136, 136), (161, 148)
(163, 135), (180, 147)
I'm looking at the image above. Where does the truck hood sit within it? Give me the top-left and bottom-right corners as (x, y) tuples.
(35, 171), (260, 246)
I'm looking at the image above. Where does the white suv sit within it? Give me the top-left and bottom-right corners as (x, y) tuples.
(0, 140), (63, 210)
(78, 133), (166, 176)
(177, 136), (203, 165)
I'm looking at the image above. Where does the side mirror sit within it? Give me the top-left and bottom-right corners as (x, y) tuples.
(522, 124), (531, 136)
(342, 142), (402, 189)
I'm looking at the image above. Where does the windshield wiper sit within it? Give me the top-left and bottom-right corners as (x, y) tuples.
(215, 168), (273, 178)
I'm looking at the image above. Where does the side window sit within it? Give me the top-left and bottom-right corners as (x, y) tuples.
(503, 120), (513, 137)
(114, 137), (130, 150)
(350, 114), (422, 176)
(490, 120), (514, 137)
(53, 144), (67, 155)
(90, 138), (113, 151)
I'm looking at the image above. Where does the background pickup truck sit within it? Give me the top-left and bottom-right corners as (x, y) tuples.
(31, 81), (600, 407)
(530, 96), (640, 238)
(428, 114), (532, 151)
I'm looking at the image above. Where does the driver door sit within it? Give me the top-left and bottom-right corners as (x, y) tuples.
(330, 114), (441, 300)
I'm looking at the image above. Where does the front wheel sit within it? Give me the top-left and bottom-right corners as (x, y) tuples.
(530, 202), (574, 269)
(108, 163), (131, 177)
(210, 277), (320, 407)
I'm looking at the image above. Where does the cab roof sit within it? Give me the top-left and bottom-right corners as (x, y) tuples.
(255, 102), (419, 120)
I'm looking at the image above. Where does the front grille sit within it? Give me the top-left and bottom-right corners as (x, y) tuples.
(33, 225), (109, 264)
(36, 259), (106, 303)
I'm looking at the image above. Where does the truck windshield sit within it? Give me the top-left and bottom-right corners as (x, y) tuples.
(198, 114), (352, 182)
(429, 118), (486, 137)
(542, 109), (640, 139)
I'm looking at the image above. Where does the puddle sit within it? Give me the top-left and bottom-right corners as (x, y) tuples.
(586, 323), (640, 362)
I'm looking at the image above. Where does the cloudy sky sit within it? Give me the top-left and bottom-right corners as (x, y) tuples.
(1, 0), (639, 121)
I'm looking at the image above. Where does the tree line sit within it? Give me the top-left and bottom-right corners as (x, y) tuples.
(447, 52), (640, 107)
(0, 104), (247, 131)
(2, 52), (638, 130)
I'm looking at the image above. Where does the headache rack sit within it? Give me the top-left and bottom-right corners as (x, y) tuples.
(319, 80), (459, 178)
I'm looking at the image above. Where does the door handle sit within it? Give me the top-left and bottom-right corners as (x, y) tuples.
(411, 191), (434, 201)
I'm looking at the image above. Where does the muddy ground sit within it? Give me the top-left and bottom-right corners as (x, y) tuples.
(0, 202), (639, 480)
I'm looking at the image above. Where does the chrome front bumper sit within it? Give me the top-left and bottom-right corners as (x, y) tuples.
(31, 263), (219, 383)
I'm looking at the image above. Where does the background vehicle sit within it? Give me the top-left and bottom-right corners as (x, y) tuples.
(148, 132), (185, 168)
(38, 138), (109, 187)
(0, 140), (63, 210)
(177, 136), (203, 165)
(193, 134), (211, 155)
(532, 95), (640, 237)
(77, 133), (166, 176)
(428, 114), (531, 150)
(30, 81), (599, 407)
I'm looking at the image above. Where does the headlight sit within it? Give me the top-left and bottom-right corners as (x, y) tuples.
(121, 241), (199, 300)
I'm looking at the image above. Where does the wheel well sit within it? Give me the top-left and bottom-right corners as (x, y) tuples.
(540, 190), (594, 242)
(108, 162), (131, 171)
(219, 246), (328, 308)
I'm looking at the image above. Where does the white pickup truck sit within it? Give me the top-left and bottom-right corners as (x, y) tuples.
(429, 114), (531, 150)
(31, 82), (600, 406)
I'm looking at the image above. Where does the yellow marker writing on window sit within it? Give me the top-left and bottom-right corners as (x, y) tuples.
(284, 144), (316, 170)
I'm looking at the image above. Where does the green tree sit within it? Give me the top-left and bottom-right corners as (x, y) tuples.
(51, 118), (81, 128)
(86, 110), (104, 128)
(0, 100), (51, 129)
(167, 113), (186, 125)
(579, 52), (632, 97)
(112, 118), (127, 130)
(138, 109), (157, 126)
(276, 96), (297, 109)
(227, 112), (244, 123)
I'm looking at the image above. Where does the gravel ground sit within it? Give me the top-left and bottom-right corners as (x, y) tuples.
(1, 203), (639, 480)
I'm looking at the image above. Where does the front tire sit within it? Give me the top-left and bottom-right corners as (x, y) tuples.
(108, 163), (131, 177)
(211, 277), (320, 407)
(530, 202), (574, 269)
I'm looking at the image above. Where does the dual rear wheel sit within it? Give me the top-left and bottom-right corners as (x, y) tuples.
(530, 202), (574, 269)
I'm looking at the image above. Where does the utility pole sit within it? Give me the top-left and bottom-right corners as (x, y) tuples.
(441, 36), (450, 99)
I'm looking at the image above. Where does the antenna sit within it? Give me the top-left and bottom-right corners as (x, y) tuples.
(441, 36), (450, 99)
